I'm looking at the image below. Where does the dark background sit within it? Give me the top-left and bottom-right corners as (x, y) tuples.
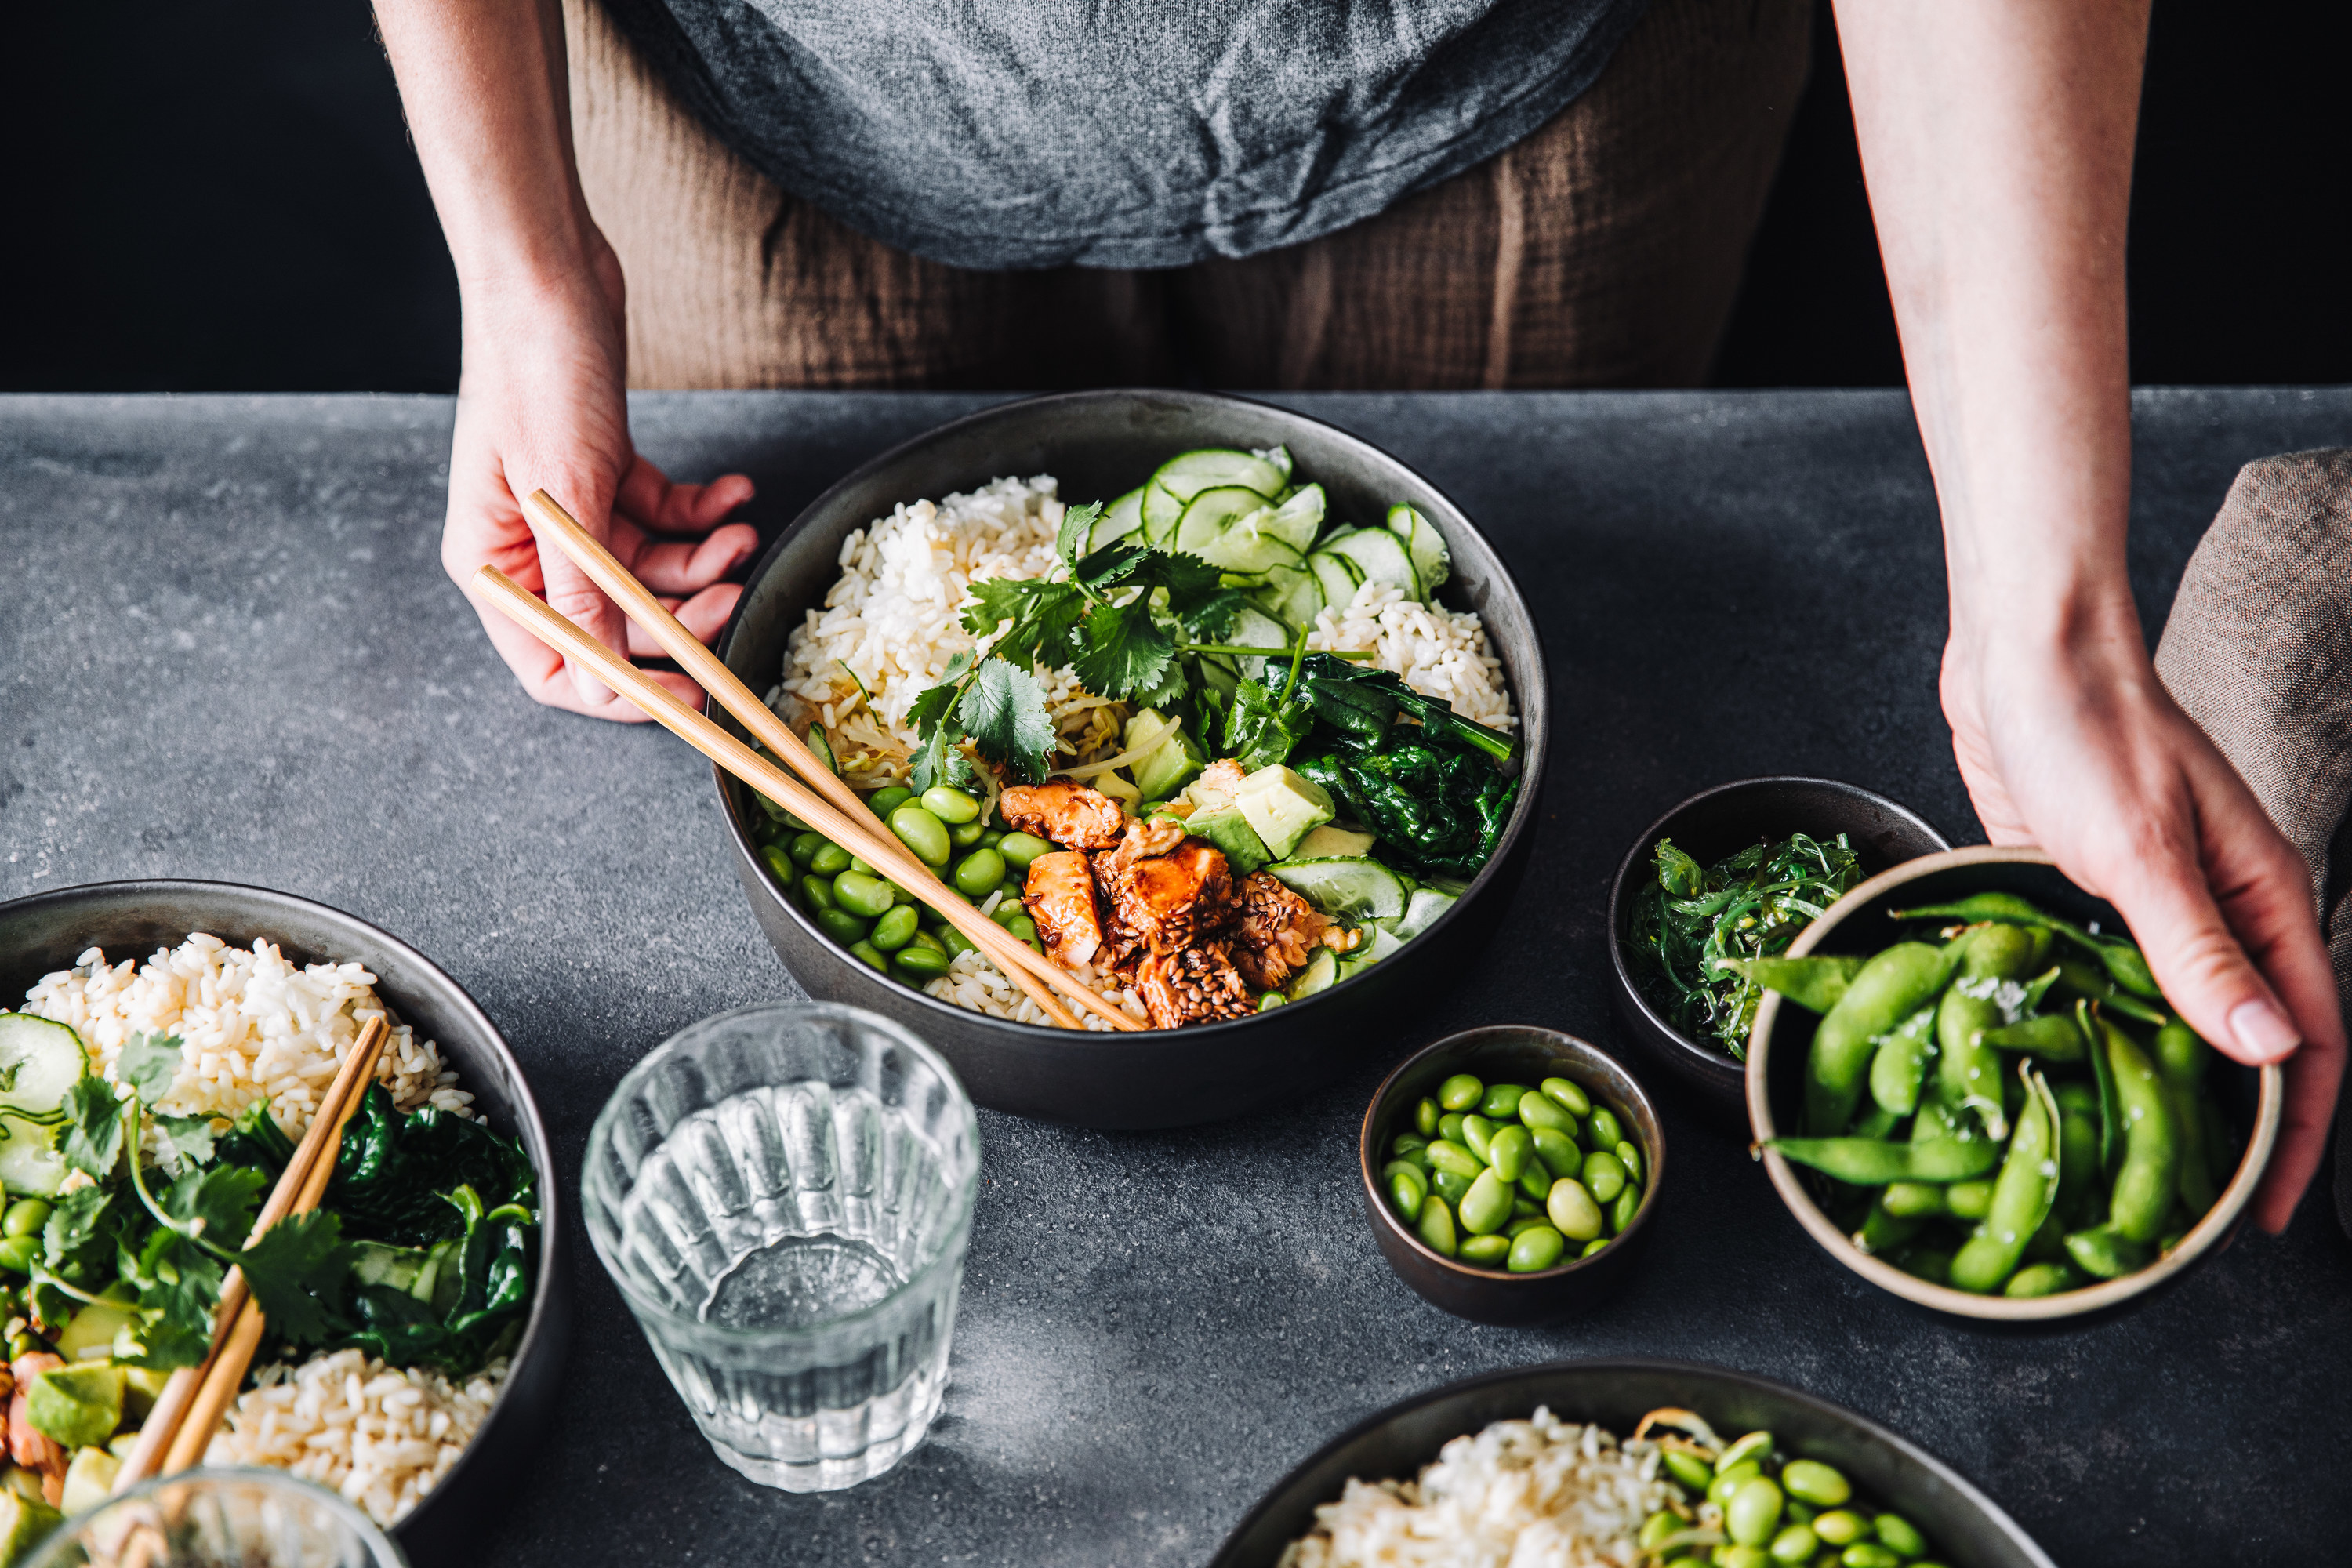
(4, 0), (2344, 394)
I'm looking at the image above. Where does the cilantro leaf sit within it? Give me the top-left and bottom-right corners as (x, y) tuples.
(904, 652), (971, 736)
(1151, 550), (1245, 639)
(151, 1114), (217, 1175)
(960, 578), (1083, 672)
(1073, 541), (1154, 593)
(958, 660), (1057, 783)
(239, 1209), (353, 1346)
(131, 1225), (227, 1341)
(1069, 602), (1174, 702)
(118, 1314), (208, 1371)
(118, 1031), (184, 1105)
(42, 1184), (124, 1277)
(162, 1163), (266, 1250)
(1054, 500), (1103, 571)
(910, 712), (976, 793)
(62, 1078), (126, 1179)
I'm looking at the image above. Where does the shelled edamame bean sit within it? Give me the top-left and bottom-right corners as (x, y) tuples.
(748, 779), (1000, 975)
(1748, 889), (2238, 1298)
(1634, 1417), (1949, 1568)
(1386, 1071), (1646, 1272)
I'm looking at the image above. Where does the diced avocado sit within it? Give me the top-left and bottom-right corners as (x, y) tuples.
(0, 1469), (42, 1504)
(1291, 824), (1375, 862)
(1126, 710), (1204, 801)
(60, 1446), (119, 1517)
(0, 1491), (63, 1564)
(119, 1367), (169, 1427)
(1182, 802), (1271, 875)
(27, 1364), (123, 1451)
(54, 1297), (140, 1363)
(107, 1432), (141, 1461)
(1233, 766), (1335, 861)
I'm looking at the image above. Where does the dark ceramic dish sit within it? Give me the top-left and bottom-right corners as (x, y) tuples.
(713, 389), (1548, 1130)
(1359, 1026), (1661, 1325)
(0, 880), (569, 1566)
(1749, 847), (2281, 1326)
(1207, 1357), (2055, 1568)
(1608, 777), (1950, 1119)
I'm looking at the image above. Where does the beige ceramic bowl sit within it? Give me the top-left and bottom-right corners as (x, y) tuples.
(1746, 844), (2282, 1324)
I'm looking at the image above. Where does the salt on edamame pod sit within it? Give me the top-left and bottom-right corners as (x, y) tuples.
(1896, 892), (2161, 1000)
(1727, 953), (1869, 1015)
(1867, 1004), (1937, 1117)
(1806, 941), (1964, 1134)
(2101, 1018), (2180, 1242)
(1933, 924), (2042, 1122)
(1764, 1134), (2001, 1186)
(1947, 1068), (2061, 1293)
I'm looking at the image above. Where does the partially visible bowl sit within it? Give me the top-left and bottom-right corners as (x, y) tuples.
(1207, 1357), (2055, 1568)
(1360, 1026), (1661, 1326)
(713, 389), (1549, 1130)
(1608, 777), (1951, 1119)
(0, 880), (569, 1566)
(1748, 846), (2282, 1326)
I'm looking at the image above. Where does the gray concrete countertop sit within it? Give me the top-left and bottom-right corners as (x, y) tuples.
(4, 389), (2347, 1566)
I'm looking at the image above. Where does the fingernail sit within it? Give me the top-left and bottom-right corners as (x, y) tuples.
(2228, 998), (2299, 1062)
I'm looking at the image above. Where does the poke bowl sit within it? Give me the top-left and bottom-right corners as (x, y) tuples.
(1207, 1357), (2054, 1568)
(0, 880), (568, 1566)
(713, 389), (1550, 1128)
(1748, 847), (2281, 1326)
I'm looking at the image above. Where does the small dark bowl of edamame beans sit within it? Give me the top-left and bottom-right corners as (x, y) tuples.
(1748, 845), (2283, 1327)
(1607, 776), (1951, 1123)
(1360, 1025), (1664, 1326)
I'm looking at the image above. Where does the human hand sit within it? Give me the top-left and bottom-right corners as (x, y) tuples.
(441, 243), (757, 719)
(1942, 601), (2346, 1234)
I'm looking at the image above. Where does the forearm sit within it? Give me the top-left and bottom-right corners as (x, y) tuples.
(373, 0), (600, 295)
(1837, 0), (2150, 655)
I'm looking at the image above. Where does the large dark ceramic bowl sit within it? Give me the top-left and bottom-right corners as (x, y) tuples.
(1749, 847), (2281, 1325)
(713, 390), (1548, 1129)
(1208, 1358), (2053, 1568)
(1360, 1027), (1661, 1325)
(0, 881), (569, 1566)
(1608, 777), (1950, 1119)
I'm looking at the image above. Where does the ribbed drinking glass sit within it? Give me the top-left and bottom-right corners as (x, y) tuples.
(583, 1002), (979, 1492)
(24, 1468), (406, 1567)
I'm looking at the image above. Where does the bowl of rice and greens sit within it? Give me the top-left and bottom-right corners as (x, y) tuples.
(714, 390), (1549, 1128)
(0, 880), (565, 1566)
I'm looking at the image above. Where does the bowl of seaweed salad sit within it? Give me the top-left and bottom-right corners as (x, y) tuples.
(1606, 778), (1949, 1115)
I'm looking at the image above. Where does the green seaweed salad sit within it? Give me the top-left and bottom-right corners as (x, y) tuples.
(1629, 834), (1864, 1058)
(0, 1018), (537, 1381)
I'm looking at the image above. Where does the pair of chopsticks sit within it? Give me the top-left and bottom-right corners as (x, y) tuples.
(471, 490), (1140, 1033)
(111, 1017), (394, 1490)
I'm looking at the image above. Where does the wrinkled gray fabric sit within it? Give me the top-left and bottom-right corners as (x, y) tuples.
(594, 0), (1651, 270)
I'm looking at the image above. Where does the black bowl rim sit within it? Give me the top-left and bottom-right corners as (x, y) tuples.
(1359, 1025), (1664, 1283)
(1207, 1354), (2057, 1568)
(1745, 844), (2285, 1323)
(710, 387), (1550, 1043)
(1606, 775), (1952, 1079)
(0, 877), (561, 1534)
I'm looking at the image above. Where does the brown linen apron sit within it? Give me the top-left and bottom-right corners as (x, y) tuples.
(562, 0), (1812, 391)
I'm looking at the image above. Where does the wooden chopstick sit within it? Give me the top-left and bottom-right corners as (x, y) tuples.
(470, 564), (1142, 1032)
(111, 1017), (390, 1490)
(153, 1018), (396, 1477)
(513, 492), (1141, 1033)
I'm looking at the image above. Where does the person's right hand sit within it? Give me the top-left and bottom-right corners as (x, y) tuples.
(441, 237), (757, 719)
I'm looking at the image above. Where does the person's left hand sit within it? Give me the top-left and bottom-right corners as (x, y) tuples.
(1941, 601), (2346, 1234)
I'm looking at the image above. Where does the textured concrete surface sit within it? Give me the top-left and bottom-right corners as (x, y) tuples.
(4, 389), (2347, 1566)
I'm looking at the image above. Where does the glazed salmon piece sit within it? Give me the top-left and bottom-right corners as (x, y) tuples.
(1098, 840), (1234, 954)
(1000, 779), (1127, 851)
(1135, 943), (1258, 1027)
(8, 1352), (66, 1483)
(1229, 872), (1334, 992)
(1022, 851), (1105, 969)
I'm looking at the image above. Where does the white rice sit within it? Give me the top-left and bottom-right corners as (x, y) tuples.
(1308, 580), (1517, 735)
(922, 946), (1149, 1029)
(21, 933), (473, 1140)
(1279, 1408), (1674, 1568)
(204, 1349), (506, 1528)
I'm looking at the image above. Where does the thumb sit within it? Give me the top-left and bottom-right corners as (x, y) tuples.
(526, 473), (632, 711)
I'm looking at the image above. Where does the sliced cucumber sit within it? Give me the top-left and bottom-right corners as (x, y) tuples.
(1266, 857), (1409, 922)
(1352, 926), (1407, 967)
(1249, 559), (1323, 633)
(1306, 550), (1363, 615)
(1152, 448), (1287, 504)
(1141, 482), (1184, 546)
(1323, 527), (1420, 601)
(1257, 484), (1325, 552)
(0, 1115), (69, 1199)
(1285, 948), (1338, 1001)
(0, 1014), (90, 1123)
(1222, 606), (1294, 681)
(1173, 486), (1269, 554)
(1090, 488), (1145, 552)
(1387, 503), (1450, 595)
(1390, 887), (1457, 942)
(1252, 445), (1295, 486)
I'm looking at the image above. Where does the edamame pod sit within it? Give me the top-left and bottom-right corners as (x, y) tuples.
(2054, 957), (2169, 1025)
(2101, 1018), (2180, 1242)
(1947, 1068), (2060, 1293)
(1974, 1012), (2087, 1061)
(2002, 1261), (2082, 1298)
(2152, 1018), (2218, 1214)
(1853, 1200), (1920, 1256)
(2061, 1222), (2149, 1279)
(1880, 1181), (1945, 1218)
(1728, 953), (1870, 1015)
(1945, 1180), (1994, 1220)
(1867, 1004), (1937, 1116)
(1932, 924), (2038, 1123)
(1764, 1135), (2001, 1186)
(1806, 941), (1963, 1134)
